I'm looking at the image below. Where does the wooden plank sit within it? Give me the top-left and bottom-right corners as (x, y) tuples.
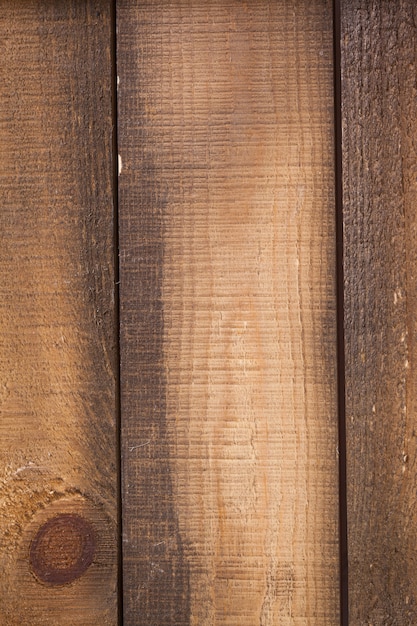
(118, 1), (339, 623)
(0, 3), (117, 624)
(341, 1), (417, 622)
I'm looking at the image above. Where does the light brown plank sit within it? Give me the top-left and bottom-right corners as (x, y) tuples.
(0, 3), (117, 624)
(342, 1), (417, 622)
(118, 1), (339, 623)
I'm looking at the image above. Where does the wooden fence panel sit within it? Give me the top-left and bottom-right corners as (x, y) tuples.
(0, 3), (117, 624)
(117, 1), (339, 623)
(342, 1), (417, 623)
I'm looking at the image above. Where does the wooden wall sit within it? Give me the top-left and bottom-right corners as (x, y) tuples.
(2, 1), (417, 624)
(117, 1), (339, 624)
(0, 2), (118, 625)
(342, 1), (417, 623)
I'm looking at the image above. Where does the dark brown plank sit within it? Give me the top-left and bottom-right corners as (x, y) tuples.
(342, 1), (417, 622)
(118, 1), (339, 623)
(0, 3), (117, 624)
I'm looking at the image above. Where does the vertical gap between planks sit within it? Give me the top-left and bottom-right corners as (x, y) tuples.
(333, 0), (349, 623)
(111, 1), (123, 623)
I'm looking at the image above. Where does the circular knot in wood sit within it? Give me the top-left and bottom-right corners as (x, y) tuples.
(29, 513), (95, 585)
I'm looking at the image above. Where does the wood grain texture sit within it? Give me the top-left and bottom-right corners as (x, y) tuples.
(0, 3), (117, 624)
(342, 1), (417, 623)
(118, 1), (339, 623)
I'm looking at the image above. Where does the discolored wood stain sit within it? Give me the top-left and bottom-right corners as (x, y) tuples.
(117, 13), (191, 624)
(0, 2), (117, 624)
(118, 1), (339, 623)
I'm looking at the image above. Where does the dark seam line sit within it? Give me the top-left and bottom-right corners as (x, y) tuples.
(333, 0), (349, 624)
(110, 1), (123, 624)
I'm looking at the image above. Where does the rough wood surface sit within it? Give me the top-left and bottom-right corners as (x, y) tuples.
(342, 1), (417, 623)
(118, 1), (339, 623)
(0, 3), (117, 624)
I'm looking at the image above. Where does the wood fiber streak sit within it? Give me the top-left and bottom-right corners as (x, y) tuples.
(118, 1), (339, 624)
(0, 3), (117, 624)
(342, 1), (417, 623)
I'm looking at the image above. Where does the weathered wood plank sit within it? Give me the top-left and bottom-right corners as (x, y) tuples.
(342, 1), (417, 622)
(0, 3), (117, 624)
(118, 1), (339, 623)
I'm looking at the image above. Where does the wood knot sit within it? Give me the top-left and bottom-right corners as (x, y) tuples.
(29, 513), (95, 585)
